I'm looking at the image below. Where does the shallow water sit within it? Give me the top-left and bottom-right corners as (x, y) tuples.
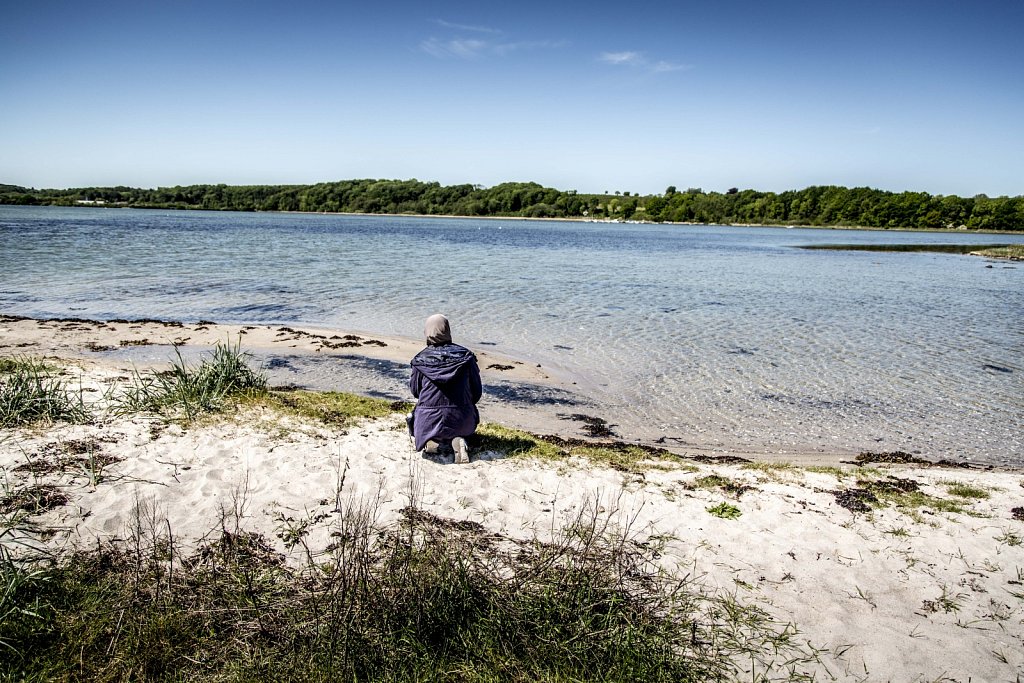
(2, 206), (1022, 464)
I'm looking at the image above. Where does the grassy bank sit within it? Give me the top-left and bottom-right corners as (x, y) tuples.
(0, 495), (826, 682)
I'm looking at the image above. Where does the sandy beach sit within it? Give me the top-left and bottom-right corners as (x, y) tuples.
(2, 315), (1023, 681)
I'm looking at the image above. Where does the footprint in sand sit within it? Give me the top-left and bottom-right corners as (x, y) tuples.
(199, 468), (225, 496)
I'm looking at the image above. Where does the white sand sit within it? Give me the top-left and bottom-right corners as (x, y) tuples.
(2, 322), (1024, 681)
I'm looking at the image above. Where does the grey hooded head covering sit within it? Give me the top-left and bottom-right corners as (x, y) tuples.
(424, 314), (452, 346)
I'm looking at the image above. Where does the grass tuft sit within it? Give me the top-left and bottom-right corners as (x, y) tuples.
(111, 341), (267, 421)
(804, 466), (853, 478)
(0, 357), (88, 428)
(690, 475), (754, 498)
(944, 482), (990, 500)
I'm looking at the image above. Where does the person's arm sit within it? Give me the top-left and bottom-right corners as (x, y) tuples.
(468, 357), (482, 404)
(410, 366), (423, 399)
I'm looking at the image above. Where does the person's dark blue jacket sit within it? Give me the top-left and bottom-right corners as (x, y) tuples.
(410, 343), (482, 451)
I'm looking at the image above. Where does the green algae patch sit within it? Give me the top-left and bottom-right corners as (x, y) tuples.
(253, 389), (411, 427)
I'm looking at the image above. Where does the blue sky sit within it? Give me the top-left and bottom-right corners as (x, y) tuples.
(2, 0), (1022, 196)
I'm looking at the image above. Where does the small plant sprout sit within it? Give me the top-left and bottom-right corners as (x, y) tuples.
(995, 529), (1022, 547)
(850, 585), (877, 609)
(706, 502), (742, 519)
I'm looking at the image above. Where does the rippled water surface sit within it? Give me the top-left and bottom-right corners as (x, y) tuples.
(2, 206), (1022, 463)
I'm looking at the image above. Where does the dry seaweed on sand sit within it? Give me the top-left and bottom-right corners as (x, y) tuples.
(0, 484), (70, 514)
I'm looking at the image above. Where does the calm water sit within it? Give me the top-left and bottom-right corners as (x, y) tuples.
(2, 206), (1022, 464)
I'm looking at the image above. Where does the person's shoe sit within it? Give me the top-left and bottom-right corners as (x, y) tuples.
(452, 437), (470, 464)
(423, 440), (450, 456)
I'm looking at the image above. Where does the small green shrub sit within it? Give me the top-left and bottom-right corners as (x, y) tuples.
(707, 502), (742, 520)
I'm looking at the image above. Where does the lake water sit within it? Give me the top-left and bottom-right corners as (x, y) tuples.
(1, 205), (1022, 465)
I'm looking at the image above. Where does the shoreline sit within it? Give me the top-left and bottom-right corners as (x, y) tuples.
(8, 202), (1024, 235)
(3, 312), (1013, 470)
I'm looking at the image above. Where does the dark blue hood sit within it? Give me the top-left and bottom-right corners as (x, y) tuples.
(410, 343), (477, 383)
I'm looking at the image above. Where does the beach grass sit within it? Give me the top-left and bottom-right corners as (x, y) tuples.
(111, 341), (267, 421)
(0, 357), (88, 428)
(0, 498), (824, 682)
(475, 423), (564, 459)
(945, 482), (991, 499)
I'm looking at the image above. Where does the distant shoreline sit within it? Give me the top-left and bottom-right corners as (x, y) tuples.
(5, 202), (1024, 236)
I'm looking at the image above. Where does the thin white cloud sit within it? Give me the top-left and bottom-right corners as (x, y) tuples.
(652, 60), (691, 73)
(600, 51), (643, 66)
(421, 37), (488, 59)
(493, 39), (568, 55)
(436, 19), (502, 35)
(422, 32), (566, 60)
(600, 51), (691, 74)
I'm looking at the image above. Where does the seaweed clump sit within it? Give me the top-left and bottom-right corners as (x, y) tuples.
(855, 451), (931, 465)
(832, 476), (921, 513)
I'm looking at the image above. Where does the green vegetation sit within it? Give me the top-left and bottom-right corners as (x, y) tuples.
(689, 475), (752, 498)
(0, 501), (824, 681)
(944, 482), (991, 500)
(833, 476), (969, 516)
(804, 466), (854, 478)
(475, 423), (694, 472)
(0, 357), (88, 428)
(706, 502), (743, 520)
(111, 342), (267, 421)
(995, 530), (1022, 547)
(969, 244), (1024, 258)
(252, 390), (411, 428)
(3, 179), (1023, 230)
(475, 423), (564, 460)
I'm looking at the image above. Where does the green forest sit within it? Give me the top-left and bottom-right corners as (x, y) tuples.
(1, 179), (1021, 231)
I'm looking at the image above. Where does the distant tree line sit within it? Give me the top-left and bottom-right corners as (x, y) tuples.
(1, 180), (1021, 231)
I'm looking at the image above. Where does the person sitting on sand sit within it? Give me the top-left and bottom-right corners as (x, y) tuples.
(409, 314), (482, 464)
